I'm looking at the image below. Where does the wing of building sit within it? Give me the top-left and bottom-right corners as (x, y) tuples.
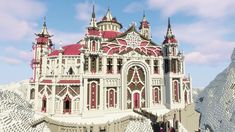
(28, 6), (192, 115)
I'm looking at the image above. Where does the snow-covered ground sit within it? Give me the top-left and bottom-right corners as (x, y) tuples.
(195, 48), (235, 131)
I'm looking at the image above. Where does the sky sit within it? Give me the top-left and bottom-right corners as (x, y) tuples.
(0, 0), (235, 88)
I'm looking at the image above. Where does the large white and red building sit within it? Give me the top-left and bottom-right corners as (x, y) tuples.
(28, 6), (192, 115)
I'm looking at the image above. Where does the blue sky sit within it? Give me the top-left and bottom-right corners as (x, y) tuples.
(0, 0), (235, 88)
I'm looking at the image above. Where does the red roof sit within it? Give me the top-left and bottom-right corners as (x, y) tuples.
(48, 44), (82, 57)
(58, 80), (80, 84)
(163, 37), (178, 44)
(36, 37), (48, 44)
(87, 28), (101, 36)
(102, 31), (121, 39)
(41, 80), (52, 83)
(139, 21), (149, 29)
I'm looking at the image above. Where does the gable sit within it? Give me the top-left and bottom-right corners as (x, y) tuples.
(101, 28), (161, 56)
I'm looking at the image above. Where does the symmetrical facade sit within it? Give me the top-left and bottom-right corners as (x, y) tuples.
(28, 6), (192, 115)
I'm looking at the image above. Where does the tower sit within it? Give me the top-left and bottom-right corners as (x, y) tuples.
(31, 18), (53, 81)
(162, 18), (185, 109)
(139, 12), (151, 39)
(85, 5), (102, 53)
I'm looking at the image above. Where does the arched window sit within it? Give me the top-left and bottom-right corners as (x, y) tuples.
(63, 94), (71, 114)
(68, 67), (74, 75)
(106, 88), (117, 108)
(173, 81), (179, 102)
(41, 95), (47, 112)
(92, 41), (96, 52)
(184, 91), (188, 104)
(153, 87), (161, 104)
(30, 89), (35, 99)
(90, 82), (97, 109)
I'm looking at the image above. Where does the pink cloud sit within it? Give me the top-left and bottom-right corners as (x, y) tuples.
(0, 0), (46, 41)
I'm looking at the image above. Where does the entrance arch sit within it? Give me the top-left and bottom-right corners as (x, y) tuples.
(122, 60), (150, 109)
(63, 94), (71, 114)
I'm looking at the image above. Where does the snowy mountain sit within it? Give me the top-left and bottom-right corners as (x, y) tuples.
(0, 90), (45, 132)
(0, 80), (29, 99)
(192, 88), (202, 103)
(195, 48), (235, 131)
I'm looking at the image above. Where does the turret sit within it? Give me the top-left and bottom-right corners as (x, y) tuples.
(97, 8), (122, 32)
(31, 18), (53, 81)
(162, 18), (186, 109)
(162, 18), (178, 57)
(139, 12), (151, 39)
(85, 5), (102, 53)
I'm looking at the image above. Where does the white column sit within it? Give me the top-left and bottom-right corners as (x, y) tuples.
(88, 56), (91, 73)
(80, 53), (84, 74)
(99, 79), (104, 110)
(96, 57), (99, 73)
(104, 87), (107, 109)
(102, 56), (107, 74)
(83, 79), (88, 112)
(113, 57), (117, 74)
(150, 58), (154, 74)
(51, 84), (56, 114)
(117, 87), (120, 109)
(35, 83), (39, 111)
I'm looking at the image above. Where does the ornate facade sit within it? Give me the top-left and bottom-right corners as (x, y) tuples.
(28, 6), (192, 115)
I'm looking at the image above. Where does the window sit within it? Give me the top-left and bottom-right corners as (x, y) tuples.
(91, 56), (96, 73)
(84, 57), (88, 71)
(153, 60), (159, 74)
(30, 89), (35, 99)
(173, 81), (179, 102)
(152, 87), (161, 104)
(68, 67), (74, 75)
(107, 58), (113, 74)
(117, 59), (122, 73)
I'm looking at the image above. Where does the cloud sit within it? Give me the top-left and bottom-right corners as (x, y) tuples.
(75, 2), (93, 22)
(0, 0), (46, 41)
(3, 46), (32, 63)
(147, 0), (235, 18)
(50, 30), (85, 46)
(0, 56), (22, 65)
(123, 2), (145, 13)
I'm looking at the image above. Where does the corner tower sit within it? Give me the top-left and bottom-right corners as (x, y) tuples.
(163, 18), (185, 109)
(31, 18), (53, 81)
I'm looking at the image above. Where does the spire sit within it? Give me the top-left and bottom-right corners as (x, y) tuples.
(37, 17), (51, 37)
(40, 17), (50, 37)
(92, 4), (95, 18)
(142, 10), (147, 21)
(105, 7), (113, 21)
(166, 17), (174, 38)
(163, 17), (178, 44)
(89, 5), (97, 28)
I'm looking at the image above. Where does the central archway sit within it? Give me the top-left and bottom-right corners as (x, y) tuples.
(122, 60), (150, 109)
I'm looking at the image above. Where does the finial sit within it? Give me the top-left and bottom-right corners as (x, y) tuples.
(43, 16), (46, 27)
(92, 4), (95, 18)
(168, 17), (171, 29)
(143, 10), (146, 18)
